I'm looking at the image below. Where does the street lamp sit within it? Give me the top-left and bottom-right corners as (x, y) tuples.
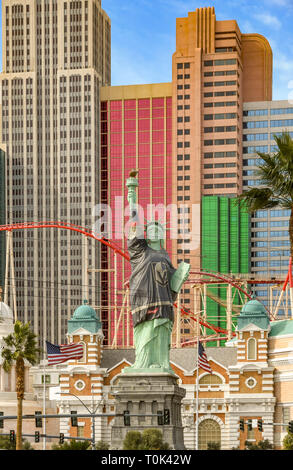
(61, 390), (104, 450)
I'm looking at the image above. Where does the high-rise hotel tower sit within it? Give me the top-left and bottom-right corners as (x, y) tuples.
(171, 7), (273, 275)
(1, 0), (110, 345)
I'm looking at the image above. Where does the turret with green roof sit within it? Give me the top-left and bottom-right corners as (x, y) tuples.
(237, 296), (270, 331)
(68, 300), (102, 335)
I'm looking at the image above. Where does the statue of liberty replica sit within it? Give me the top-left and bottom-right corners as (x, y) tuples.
(111, 170), (189, 450)
(124, 170), (190, 373)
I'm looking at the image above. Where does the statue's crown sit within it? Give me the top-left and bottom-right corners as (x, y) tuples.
(144, 218), (169, 231)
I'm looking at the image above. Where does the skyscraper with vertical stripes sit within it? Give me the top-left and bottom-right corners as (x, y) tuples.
(1, 0), (110, 345)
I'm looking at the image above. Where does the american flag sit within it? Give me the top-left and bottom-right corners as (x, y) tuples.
(198, 341), (212, 374)
(46, 341), (84, 365)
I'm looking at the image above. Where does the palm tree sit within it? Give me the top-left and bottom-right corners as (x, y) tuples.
(2, 321), (40, 450)
(237, 132), (293, 258)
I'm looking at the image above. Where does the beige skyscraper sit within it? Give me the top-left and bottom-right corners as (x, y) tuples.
(1, 0), (111, 345)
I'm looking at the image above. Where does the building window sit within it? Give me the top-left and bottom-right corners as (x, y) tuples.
(245, 377), (257, 389)
(283, 407), (290, 424)
(198, 419), (221, 450)
(77, 426), (84, 437)
(243, 109), (268, 116)
(41, 375), (51, 384)
(199, 374), (222, 389)
(74, 379), (86, 391)
(247, 338), (257, 360)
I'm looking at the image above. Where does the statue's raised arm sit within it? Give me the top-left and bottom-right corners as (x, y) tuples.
(126, 169), (142, 239)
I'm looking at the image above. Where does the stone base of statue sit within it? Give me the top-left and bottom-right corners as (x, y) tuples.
(110, 371), (186, 450)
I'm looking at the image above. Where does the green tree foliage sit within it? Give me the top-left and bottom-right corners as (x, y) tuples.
(236, 132), (293, 257)
(245, 439), (273, 450)
(2, 321), (40, 450)
(207, 441), (221, 450)
(52, 439), (91, 450)
(94, 440), (110, 450)
(0, 435), (34, 450)
(141, 429), (169, 450)
(283, 430), (293, 449)
(123, 429), (169, 450)
(123, 431), (143, 450)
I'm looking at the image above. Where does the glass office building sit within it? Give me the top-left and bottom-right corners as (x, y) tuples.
(243, 101), (293, 315)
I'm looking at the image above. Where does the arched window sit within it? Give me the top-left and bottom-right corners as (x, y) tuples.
(198, 419), (221, 450)
(247, 337), (257, 360)
(199, 374), (223, 390)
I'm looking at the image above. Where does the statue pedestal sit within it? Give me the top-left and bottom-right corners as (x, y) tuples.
(110, 372), (186, 450)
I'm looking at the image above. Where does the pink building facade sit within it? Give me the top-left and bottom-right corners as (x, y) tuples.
(100, 84), (173, 346)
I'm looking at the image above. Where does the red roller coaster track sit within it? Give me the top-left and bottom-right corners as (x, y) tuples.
(0, 220), (256, 341)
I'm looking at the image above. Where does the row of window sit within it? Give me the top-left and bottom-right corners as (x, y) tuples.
(204, 81), (237, 87)
(243, 108), (293, 116)
(252, 250), (290, 257)
(243, 180), (258, 186)
(254, 209), (291, 218)
(252, 220), (289, 228)
(243, 158), (264, 166)
(204, 70), (237, 77)
(177, 154), (190, 161)
(243, 132), (293, 142)
(243, 145), (268, 154)
(204, 59), (237, 66)
(204, 151), (237, 159)
(204, 113), (237, 120)
(253, 231), (289, 238)
(177, 141), (190, 148)
(177, 165), (190, 171)
(204, 101), (237, 107)
(244, 119), (293, 128)
(177, 116), (190, 122)
(177, 104), (190, 111)
(204, 183), (236, 189)
(177, 94), (190, 100)
(243, 133), (268, 141)
(204, 138), (237, 146)
(204, 173), (236, 179)
(177, 62), (190, 69)
(204, 91), (237, 97)
(252, 240), (290, 247)
(253, 260), (289, 267)
(177, 74), (190, 80)
(204, 126), (237, 133)
(177, 84), (190, 90)
(204, 162), (236, 169)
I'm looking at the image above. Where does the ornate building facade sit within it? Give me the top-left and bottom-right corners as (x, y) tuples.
(1, 297), (292, 449)
(48, 297), (292, 450)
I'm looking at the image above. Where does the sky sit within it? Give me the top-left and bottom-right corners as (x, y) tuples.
(0, 0), (293, 101)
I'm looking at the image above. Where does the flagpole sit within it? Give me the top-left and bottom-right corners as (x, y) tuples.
(43, 338), (46, 450)
(195, 309), (200, 451)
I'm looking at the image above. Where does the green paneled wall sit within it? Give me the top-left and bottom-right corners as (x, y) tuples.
(201, 196), (250, 346)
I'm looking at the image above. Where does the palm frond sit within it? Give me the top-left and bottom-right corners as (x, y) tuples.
(236, 187), (281, 213)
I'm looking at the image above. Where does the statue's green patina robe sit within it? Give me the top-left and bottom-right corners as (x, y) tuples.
(127, 236), (176, 371)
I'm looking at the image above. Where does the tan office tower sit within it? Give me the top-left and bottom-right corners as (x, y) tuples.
(171, 7), (272, 275)
(1, 0), (110, 345)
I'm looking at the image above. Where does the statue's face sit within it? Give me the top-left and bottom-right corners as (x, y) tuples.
(146, 223), (165, 242)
